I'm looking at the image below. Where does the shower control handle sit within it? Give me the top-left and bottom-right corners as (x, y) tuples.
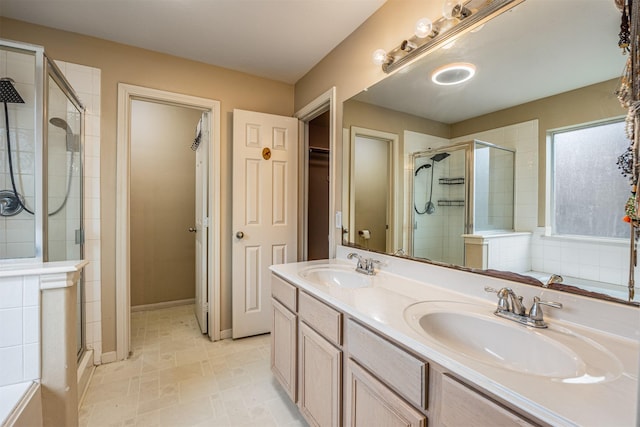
(236, 231), (244, 239)
(188, 227), (197, 233)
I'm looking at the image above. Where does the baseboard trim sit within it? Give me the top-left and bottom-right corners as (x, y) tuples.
(131, 298), (195, 312)
(220, 329), (232, 339)
(101, 351), (117, 364)
(77, 350), (95, 409)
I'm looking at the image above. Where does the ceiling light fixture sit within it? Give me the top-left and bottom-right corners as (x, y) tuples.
(371, 0), (521, 74)
(431, 62), (476, 85)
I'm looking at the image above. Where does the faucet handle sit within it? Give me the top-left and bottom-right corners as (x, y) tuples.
(484, 286), (510, 312)
(529, 296), (563, 321)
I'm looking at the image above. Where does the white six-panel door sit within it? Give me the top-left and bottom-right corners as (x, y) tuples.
(232, 109), (298, 338)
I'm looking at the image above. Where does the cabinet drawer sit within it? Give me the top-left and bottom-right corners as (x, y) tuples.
(347, 319), (428, 410)
(298, 291), (342, 346)
(272, 274), (297, 312)
(440, 375), (535, 427)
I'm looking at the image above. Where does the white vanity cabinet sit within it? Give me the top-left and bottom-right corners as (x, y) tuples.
(297, 290), (343, 426)
(270, 275), (298, 401)
(271, 273), (542, 427)
(271, 275), (344, 427)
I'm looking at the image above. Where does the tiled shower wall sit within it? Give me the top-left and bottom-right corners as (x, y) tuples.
(56, 60), (103, 365)
(0, 48), (37, 259)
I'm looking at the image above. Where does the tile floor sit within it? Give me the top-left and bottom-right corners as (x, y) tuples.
(79, 305), (307, 426)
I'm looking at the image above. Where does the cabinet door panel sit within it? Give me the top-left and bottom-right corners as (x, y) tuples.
(271, 298), (297, 401)
(299, 321), (342, 427)
(347, 360), (426, 427)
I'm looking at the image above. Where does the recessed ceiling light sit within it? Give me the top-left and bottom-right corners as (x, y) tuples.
(431, 62), (476, 85)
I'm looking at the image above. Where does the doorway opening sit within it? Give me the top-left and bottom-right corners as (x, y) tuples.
(116, 84), (221, 361)
(296, 87), (337, 261)
(129, 100), (202, 313)
(306, 111), (330, 260)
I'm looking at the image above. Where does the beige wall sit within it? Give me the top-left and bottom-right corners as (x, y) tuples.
(1, 17), (295, 353)
(130, 100), (202, 307)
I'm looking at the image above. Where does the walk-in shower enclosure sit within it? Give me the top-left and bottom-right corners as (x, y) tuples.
(410, 140), (515, 265)
(0, 39), (85, 358)
(0, 39), (84, 262)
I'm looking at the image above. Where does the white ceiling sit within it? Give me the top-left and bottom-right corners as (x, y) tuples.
(0, 0), (386, 83)
(352, 0), (625, 124)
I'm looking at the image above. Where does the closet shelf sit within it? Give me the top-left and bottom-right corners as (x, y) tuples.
(438, 200), (465, 207)
(439, 177), (465, 185)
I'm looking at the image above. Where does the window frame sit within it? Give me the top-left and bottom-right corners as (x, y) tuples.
(546, 116), (629, 242)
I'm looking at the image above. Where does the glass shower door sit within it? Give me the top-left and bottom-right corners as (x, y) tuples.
(46, 67), (84, 358)
(411, 146), (466, 264)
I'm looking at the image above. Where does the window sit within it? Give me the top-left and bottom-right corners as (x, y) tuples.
(551, 119), (630, 239)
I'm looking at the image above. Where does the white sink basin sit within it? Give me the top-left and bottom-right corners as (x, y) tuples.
(404, 301), (622, 383)
(299, 264), (372, 288)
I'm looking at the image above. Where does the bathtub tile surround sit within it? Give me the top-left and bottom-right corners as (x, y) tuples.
(0, 274), (40, 386)
(79, 305), (305, 427)
(0, 260), (86, 427)
(530, 227), (638, 297)
(55, 60), (103, 365)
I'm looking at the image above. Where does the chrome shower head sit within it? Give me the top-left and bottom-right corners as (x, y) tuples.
(49, 117), (80, 152)
(430, 152), (450, 162)
(0, 78), (25, 104)
(49, 117), (71, 132)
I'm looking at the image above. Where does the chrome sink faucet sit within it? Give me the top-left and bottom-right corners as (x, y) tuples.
(485, 286), (563, 328)
(347, 252), (381, 275)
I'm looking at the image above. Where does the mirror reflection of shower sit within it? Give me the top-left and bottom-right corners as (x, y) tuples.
(1, 75), (79, 217)
(410, 140), (515, 266)
(414, 152), (450, 215)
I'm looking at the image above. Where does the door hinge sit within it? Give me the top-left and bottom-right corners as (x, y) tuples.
(204, 217), (209, 227)
(203, 302), (209, 313)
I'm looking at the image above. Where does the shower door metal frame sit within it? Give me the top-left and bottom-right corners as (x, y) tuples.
(44, 55), (86, 361)
(43, 55), (85, 262)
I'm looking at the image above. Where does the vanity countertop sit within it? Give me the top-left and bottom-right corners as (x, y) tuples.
(270, 252), (639, 427)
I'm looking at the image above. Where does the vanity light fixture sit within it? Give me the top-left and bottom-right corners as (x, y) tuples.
(372, 0), (522, 74)
(431, 62), (476, 85)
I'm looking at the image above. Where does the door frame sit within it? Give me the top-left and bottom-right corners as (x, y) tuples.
(115, 84), (221, 360)
(295, 87), (337, 260)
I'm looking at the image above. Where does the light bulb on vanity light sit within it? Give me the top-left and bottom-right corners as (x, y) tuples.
(415, 17), (437, 38)
(372, 49), (389, 65)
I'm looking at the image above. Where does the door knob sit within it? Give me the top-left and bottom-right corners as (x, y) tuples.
(236, 231), (244, 239)
(188, 227), (197, 233)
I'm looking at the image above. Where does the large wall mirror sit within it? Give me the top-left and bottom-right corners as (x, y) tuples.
(343, 0), (639, 304)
